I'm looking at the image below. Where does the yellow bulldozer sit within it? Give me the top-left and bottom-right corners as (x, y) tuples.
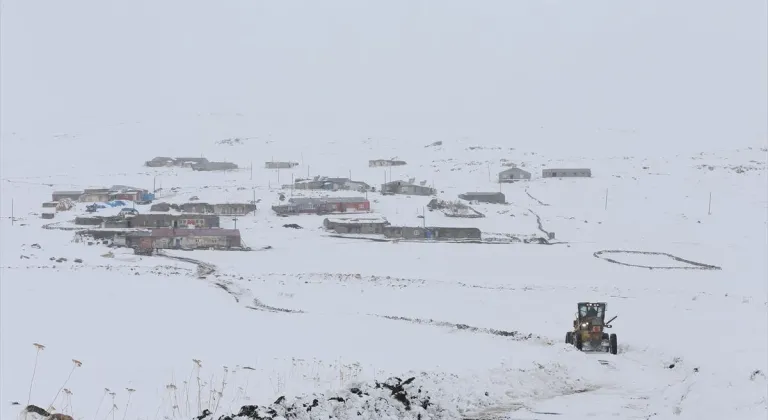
(565, 302), (618, 355)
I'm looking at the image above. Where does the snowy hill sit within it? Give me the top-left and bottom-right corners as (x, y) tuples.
(1, 1), (767, 419)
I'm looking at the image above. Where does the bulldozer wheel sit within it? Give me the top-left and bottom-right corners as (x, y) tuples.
(565, 331), (573, 344)
(575, 332), (583, 351)
(609, 333), (618, 355)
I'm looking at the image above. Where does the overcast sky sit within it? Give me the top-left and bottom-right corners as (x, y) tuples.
(1, 0), (766, 151)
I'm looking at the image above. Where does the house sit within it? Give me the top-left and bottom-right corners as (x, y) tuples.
(369, 159), (407, 167)
(191, 161), (238, 171)
(150, 202), (180, 212)
(174, 157), (209, 168)
(381, 181), (436, 196)
(213, 203), (257, 215)
(125, 228), (241, 250)
(180, 202), (215, 214)
(323, 217), (390, 234)
(498, 168), (532, 182)
(458, 192), (506, 204)
(51, 191), (83, 202)
(265, 161), (299, 169)
(272, 197), (370, 216)
(127, 213), (220, 229)
(542, 168), (592, 178)
(109, 185), (152, 202)
(81, 188), (111, 202)
(291, 177), (350, 191)
(344, 180), (373, 192)
(145, 157), (175, 167)
(292, 179), (326, 190)
(382, 226), (482, 240)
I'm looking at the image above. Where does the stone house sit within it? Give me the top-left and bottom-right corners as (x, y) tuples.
(381, 181), (436, 196)
(323, 217), (389, 234)
(458, 192), (506, 204)
(51, 191), (83, 202)
(191, 161), (238, 171)
(498, 168), (532, 182)
(214, 203), (257, 215)
(542, 168), (592, 178)
(382, 226), (482, 240)
(125, 228), (241, 250)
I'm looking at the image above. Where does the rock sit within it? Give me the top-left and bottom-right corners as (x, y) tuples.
(74, 259), (83, 263)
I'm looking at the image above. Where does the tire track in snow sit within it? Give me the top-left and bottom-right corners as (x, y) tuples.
(593, 250), (722, 270)
(525, 188), (550, 206)
(528, 209), (553, 239)
(156, 251), (303, 312)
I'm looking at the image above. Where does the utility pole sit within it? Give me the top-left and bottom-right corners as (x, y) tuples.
(250, 162), (253, 181)
(301, 152), (304, 166)
(291, 174), (294, 196)
(11, 198), (14, 226)
(153, 176), (157, 192)
(604, 188), (608, 210)
(708, 192), (712, 215)
(277, 167), (280, 184)
(349, 169), (352, 180)
(422, 206), (426, 228)
(487, 163), (491, 182)
(232, 217), (238, 230)
(307, 165), (310, 178)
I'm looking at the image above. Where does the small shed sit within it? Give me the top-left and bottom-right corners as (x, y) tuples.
(542, 168), (592, 178)
(498, 168), (531, 182)
(458, 192), (506, 204)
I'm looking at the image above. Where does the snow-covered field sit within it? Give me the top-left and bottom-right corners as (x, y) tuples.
(1, 1), (767, 419)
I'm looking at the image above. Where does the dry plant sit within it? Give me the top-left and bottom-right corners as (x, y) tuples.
(121, 388), (135, 420)
(93, 388), (110, 420)
(28, 343), (46, 405)
(103, 392), (117, 420)
(211, 366), (229, 417)
(193, 359), (203, 416)
(49, 359), (82, 411)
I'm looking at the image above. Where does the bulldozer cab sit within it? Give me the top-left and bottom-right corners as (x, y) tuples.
(577, 302), (606, 325)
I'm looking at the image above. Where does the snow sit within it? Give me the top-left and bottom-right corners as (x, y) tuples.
(1, 0), (767, 419)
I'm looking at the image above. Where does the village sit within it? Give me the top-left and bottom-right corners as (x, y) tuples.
(37, 156), (592, 253)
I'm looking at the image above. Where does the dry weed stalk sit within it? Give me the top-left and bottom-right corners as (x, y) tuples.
(193, 359), (203, 416)
(27, 343), (46, 405)
(211, 366), (228, 417)
(121, 388), (135, 420)
(94, 388), (110, 420)
(49, 359), (82, 411)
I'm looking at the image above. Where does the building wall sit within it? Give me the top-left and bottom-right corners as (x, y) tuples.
(52, 192), (83, 201)
(459, 193), (505, 203)
(499, 170), (531, 181)
(265, 162), (297, 169)
(542, 169), (591, 178)
(81, 193), (110, 202)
